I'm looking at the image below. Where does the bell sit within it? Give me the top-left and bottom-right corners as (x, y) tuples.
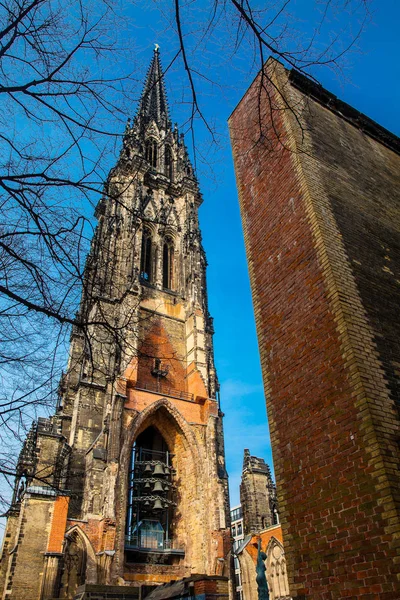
(144, 499), (151, 507)
(152, 481), (164, 493)
(163, 466), (170, 475)
(143, 463), (152, 474)
(153, 463), (165, 476)
(153, 498), (163, 510)
(144, 481), (151, 489)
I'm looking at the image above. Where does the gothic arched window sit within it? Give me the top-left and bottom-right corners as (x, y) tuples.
(266, 538), (290, 598)
(162, 236), (174, 290)
(164, 145), (173, 179)
(125, 427), (174, 557)
(271, 503), (279, 525)
(140, 228), (153, 282)
(145, 139), (158, 169)
(60, 531), (89, 599)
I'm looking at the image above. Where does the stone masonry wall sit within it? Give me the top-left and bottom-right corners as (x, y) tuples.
(240, 452), (274, 534)
(229, 60), (400, 599)
(2, 495), (54, 600)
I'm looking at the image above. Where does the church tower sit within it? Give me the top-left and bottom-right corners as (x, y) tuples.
(0, 48), (231, 600)
(240, 449), (279, 535)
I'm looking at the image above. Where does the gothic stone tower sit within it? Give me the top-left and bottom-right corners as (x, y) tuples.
(0, 48), (231, 600)
(240, 449), (278, 536)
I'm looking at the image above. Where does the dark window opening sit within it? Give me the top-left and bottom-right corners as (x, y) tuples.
(164, 145), (173, 179)
(146, 139), (158, 168)
(162, 237), (174, 290)
(125, 427), (180, 561)
(140, 229), (152, 282)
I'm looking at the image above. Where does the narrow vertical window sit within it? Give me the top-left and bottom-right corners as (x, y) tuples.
(145, 139), (158, 169)
(140, 228), (152, 282)
(162, 237), (174, 290)
(164, 145), (173, 179)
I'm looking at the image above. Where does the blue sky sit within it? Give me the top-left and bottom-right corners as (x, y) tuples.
(110, 0), (400, 506)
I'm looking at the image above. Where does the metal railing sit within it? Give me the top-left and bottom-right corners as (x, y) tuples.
(135, 382), (194, 402)
(124, 536), (184, 553)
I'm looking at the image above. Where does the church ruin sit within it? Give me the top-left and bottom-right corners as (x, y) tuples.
(0, 48), (231, 600)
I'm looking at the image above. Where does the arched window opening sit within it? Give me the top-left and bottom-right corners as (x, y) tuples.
(125, 427), (176, 558)
(140, 228), (152, 282)
(162, 237), (174, 290)
(164, 145), (173, 179)
(272, 504), (279, 525)
(145, 139), (158, 169)
(59, 533), (86, 599)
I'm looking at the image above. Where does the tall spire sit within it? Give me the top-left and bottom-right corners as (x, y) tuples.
(137, 45), (169, 127)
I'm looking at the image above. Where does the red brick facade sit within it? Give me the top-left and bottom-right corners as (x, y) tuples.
(229, 60), (400, 599)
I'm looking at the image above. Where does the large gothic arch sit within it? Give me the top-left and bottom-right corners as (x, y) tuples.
(127, 398), (203, 461)
(113, 398), (207, 579)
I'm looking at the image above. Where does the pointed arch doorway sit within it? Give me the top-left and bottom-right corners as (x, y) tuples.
(125, 425), (175, 554)
(58, 527), (97, 599)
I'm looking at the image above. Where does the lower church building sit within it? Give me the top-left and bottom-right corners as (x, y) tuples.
(0, 48), (231, 600)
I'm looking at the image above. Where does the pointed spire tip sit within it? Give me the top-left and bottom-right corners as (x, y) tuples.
(136, 45), (169, 126)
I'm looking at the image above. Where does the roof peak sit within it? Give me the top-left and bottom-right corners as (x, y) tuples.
(136, 46), (170, 128)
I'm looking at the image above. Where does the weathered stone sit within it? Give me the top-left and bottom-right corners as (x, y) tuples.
(240, 449), (278, 535)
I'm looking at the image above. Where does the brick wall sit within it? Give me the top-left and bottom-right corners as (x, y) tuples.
(48, 496), (70, 552)
(229, 59), (400, 599)
(137, 307), (187, 392)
